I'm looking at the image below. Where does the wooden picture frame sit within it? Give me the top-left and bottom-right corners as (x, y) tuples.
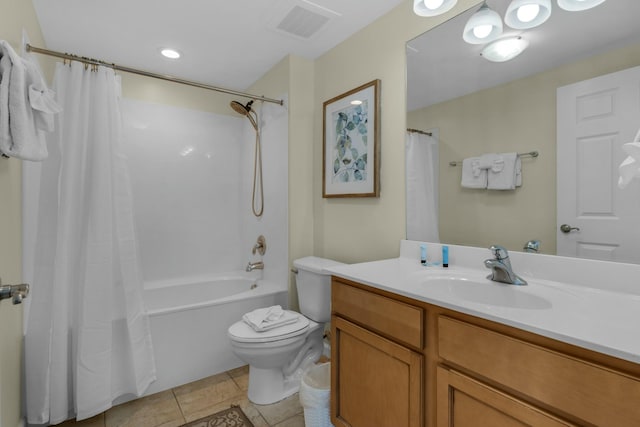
(323, 79), (380, 198)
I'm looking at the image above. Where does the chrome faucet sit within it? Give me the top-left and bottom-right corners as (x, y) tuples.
(246, 261), (264, 272)
(523, 239), (540, 253)
(484, 245), (527, 286)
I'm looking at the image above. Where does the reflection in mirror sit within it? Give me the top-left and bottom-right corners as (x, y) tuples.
(406, 128), (439, 243)
(406, 0), (640, 263)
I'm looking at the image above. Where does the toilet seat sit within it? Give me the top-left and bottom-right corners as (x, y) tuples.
(229, 311), (310, 343)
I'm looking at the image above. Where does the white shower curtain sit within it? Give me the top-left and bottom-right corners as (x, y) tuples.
(25, 62), (156, 424)
(406, 130), (440, 242)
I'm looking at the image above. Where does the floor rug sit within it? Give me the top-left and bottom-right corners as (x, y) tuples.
(180, 405), (254, 427)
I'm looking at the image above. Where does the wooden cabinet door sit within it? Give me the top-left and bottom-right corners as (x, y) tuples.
(331, 316), (423, 427)
(436, 367), (575, 427)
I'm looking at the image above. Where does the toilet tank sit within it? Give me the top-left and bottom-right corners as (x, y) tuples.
(293, 256), (345, 323)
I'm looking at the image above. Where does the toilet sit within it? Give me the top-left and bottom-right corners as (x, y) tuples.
(227, 256), (344, 405)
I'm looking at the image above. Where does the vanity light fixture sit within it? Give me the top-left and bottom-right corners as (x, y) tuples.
(481, 36), (529, 62)
(463, 2), (503, 45)
(557, 0), (606, 12)
(413, 0), (458, 17)
(160, 48), (181, 59)
(504, 0), (552, 29)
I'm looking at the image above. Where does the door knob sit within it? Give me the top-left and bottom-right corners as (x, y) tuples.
(560, 224), (580, 233)
(0, 278), (30, 305)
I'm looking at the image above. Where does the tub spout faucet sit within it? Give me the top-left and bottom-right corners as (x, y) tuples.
(484, 245), (527, 286)
(246, 261), (264, 272)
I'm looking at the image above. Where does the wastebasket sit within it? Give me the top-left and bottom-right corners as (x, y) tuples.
(299, 362), (334, 427)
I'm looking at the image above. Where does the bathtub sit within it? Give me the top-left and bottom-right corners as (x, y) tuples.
(142, 274), (287, 396)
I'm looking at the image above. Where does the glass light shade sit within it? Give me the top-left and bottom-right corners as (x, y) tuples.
(462, 3), (503, 44)
(481, 36), (529, 62)
(504, 0), (552, 29)
(413, 0), (458, 17)
(518, 4), (540, 22)
(557, 0), (606, 12)
(424, 0), (444, 9)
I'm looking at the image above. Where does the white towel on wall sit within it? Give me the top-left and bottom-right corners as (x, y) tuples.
(476, 153), (499, 172)
(0, 40), (60, 161)
(29, 83), (62, 132)
(461, 157), (487, 188)
(0, 40), (20, 156)
(242, 305), (300, 332)
(488, 152), (518, 190)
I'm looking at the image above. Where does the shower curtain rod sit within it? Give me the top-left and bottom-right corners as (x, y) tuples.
(26, 44), (284, 106)
(407, 128), (432, 136)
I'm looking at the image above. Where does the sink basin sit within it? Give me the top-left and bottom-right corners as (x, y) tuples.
(424, 276), (552, 310)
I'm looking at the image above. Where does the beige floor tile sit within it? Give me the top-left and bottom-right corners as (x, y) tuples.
(254, 393), (303, 426)
(54, 413), (105, 427)
(173, 372), (244, 417)
(227, 365), (249, 391)
(104, 390), (185, 427)
(272, 413), (306, 427)
(242, 404), (270, 427)
(227, 365), (249, 379)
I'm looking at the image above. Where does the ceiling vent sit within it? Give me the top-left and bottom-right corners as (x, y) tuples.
(272, 2), (337, 40)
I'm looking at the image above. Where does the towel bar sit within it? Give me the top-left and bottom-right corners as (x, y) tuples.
(449, 150), (538, 167)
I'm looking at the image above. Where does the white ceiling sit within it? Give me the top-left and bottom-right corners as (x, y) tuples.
(31, 0), (405, 92)
(407, 0), (640, 111)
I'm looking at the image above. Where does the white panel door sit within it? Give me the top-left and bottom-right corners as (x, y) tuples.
(557, 66), (640, 263)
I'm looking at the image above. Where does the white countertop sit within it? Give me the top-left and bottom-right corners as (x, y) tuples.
(326, 241), (640, 364)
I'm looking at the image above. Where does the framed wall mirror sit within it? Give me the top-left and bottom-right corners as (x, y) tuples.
(406, 0), (640, 264)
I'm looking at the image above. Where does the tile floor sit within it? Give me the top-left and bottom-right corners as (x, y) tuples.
(55, 365), (305, 427)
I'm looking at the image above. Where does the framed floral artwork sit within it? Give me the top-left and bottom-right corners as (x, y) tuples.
(323, 79), (380, 198)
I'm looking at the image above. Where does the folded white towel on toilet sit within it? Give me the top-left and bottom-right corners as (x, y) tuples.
(242, 305), (300, 332)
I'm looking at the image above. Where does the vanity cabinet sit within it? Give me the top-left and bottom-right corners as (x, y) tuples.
(331, 278), (424, 427)
(331, 277), (640, 427)
(436, 367), (572, 427)
(437, 316), (640, 427)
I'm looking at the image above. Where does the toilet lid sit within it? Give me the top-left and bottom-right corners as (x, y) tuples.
(228, 311), (310, 343)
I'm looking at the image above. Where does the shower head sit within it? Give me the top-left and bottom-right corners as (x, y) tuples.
(230, 100), (258, 131)
(230, 100), (254, 116)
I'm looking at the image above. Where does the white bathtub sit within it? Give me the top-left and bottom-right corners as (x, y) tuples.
(142, 274), (287, 396)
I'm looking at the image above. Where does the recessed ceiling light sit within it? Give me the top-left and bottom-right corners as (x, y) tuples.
(350, 100), (363, 105)
(160, 48), (181, 59)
